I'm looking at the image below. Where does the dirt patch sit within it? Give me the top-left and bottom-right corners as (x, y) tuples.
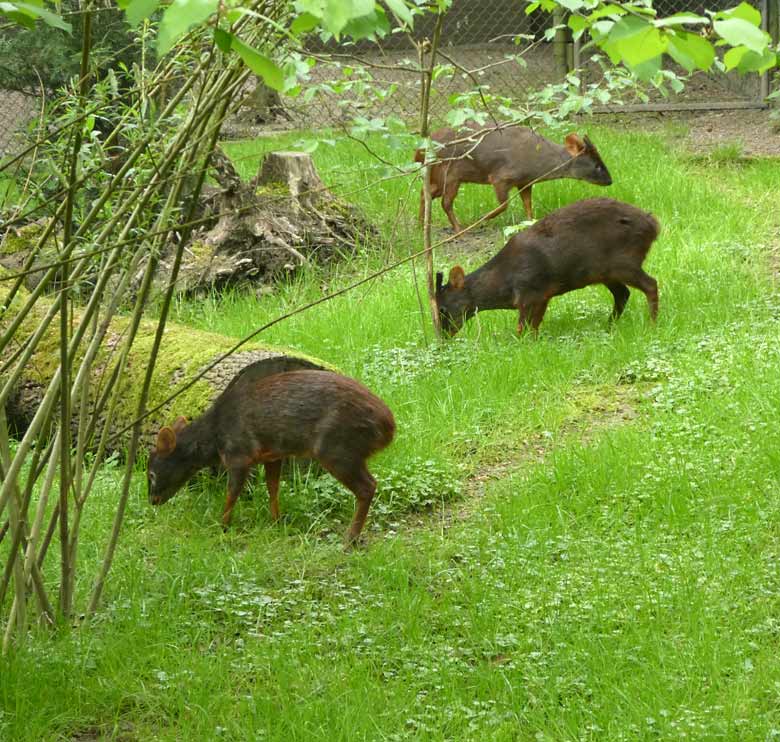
(66, 722), (136, 742)
(595, 108), (780, 158)
(432, 224), (503, 261)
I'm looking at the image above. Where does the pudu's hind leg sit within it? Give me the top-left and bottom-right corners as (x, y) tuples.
(322, 458), (377, 547)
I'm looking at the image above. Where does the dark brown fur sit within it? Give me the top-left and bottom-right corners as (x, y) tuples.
(414, 123), (612, 232)
(435, 197), (660, 335)
(148, 370), (395, 545)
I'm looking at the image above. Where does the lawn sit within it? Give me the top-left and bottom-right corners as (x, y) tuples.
(2, 124), (780, 740)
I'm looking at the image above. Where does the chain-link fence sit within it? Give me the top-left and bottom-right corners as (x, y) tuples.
(268, 0), (770, 128)
(279, 0), (557, 129)
(0, 1), (774, 156)
(0, 91), (38, 158)
(576, 0), (769, 110)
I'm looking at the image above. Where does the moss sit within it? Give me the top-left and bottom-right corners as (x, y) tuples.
(1, 273), (57, 380)
(255, 181), (290, 197)
(0, 222), (47, 256)
(183, 240), (215, 272)
(104, 317), (334, 429)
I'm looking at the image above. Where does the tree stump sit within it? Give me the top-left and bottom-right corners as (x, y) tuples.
(236, 82), (291, 125)
(158, 148), (378, 295)
(1, 149), (379, 297)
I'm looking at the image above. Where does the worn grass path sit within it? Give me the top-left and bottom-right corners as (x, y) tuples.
(2, 127), (780, 740)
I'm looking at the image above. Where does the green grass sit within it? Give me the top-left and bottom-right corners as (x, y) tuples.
(3, 126), (780, 740)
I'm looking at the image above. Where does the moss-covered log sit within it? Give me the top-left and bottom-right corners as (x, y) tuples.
(1, 273), (330, 455)
(0, 221), (59, 292)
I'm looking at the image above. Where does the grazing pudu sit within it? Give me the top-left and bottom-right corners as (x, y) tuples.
(414, 123), (612, 232)
(435, 198), (660, 335)
(147, 370), (396, 545)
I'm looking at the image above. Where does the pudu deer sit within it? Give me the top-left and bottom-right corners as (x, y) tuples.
(415, 123), (612, 232)
(435, 198), (660, 335)
(148, 369), (396, 546)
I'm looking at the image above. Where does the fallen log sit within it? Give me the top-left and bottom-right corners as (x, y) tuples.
(1, 272), (329, 456)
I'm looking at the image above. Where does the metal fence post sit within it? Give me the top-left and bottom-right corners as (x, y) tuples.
(553, 8), (568, 80)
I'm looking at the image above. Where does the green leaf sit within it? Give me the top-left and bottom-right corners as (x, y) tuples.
(713, 17), (769, 53)
(157, 0), (218, 55)
(290, 11), (319, 34)
(590, 19), (615, 39)
(342, 8), (389, 40)
(225, 7), (244, 23)
(382, 0), (413, 25)
(587, 4), (626, 21)
(717, 1), (761, 26)
(725, 45), (776, 73)
(432, 63), (454, 81)
(653, 12), (709, 28)
(294, 0), (324, 14)
(302, 0), (374, 36)
(669, 75), (685, 93)
(608, 15), (667, 66)
(568, 14), (587, 35)
(724, 44), (749, 70)
(231, 36), (284, 90)
(2, 0), (70, 30)
(747, 49), (776, 74)
(621, 3), (656, 15)
(628, 54), (662, 81)
(0, 1), (35, 28)
(446, 108), (471, 128)
(124, 0), (159, 27)
(556, 0), (584, 11)
(607, 14), (649, 42)
(666, 30), (715, 71)
(214, 27), (232, 53)
(525, 1), (540, 14)
(624, 26), (667, 66)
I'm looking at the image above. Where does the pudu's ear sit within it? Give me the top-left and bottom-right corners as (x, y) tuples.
(582, 134), (596, 151)
(172, 416), (188, 433)
(449, 265), (466, 290)
(155, 427), (177, 457)
(564, 133), (586, 156)
(436, 271), (444, 293)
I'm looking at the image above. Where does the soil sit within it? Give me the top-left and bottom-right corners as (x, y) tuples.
(594, 107), (780, 158)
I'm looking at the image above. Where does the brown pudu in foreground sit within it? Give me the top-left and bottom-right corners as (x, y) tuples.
(435, 198), (660, 335)
(414, 123), (612, 232)
(148, 370), (395, 545)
